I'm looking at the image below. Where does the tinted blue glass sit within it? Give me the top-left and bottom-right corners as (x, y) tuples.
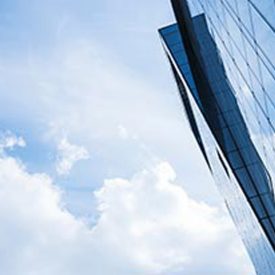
(220, 128), (238, 151)
(240, 146), (259, 165)
(235, 167), (257, 197)
(262, 219), (275, 244)
(262, 194), (275, 216)
(160, 24), (201, 106)
(228, 150), (244, 169)
(159, 23), (178, 34)
(192, 13), (275, 257)
(222, 110), (242, 127)
(248, 164), (270, 193)
(251, 197), (268, 218)
(160, 8), (275, 272)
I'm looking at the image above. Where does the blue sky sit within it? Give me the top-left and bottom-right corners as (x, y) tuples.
(0, 1), (257, 274)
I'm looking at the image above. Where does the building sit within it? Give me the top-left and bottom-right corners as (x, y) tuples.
(159, 0), (275, 273)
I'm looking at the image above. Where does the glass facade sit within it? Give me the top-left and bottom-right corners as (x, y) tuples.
(187, 0), (275, 188)
(159, 1), (275, 274)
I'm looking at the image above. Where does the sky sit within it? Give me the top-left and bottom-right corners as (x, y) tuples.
(0, 0), (257, 274)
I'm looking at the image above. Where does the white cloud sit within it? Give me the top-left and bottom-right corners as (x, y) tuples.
(94, 162), (254, 274)
(0, 131), (26, 153)
(0, 154), (254, 275)
(56, 137), (89, 176)
(118, 125), (130, 139)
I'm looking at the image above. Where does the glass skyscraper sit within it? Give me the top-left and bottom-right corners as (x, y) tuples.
(159, 1), (275, 274)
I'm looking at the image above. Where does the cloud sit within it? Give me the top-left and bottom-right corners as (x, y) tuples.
(0, 131), (26, 153)
(0, 153), (254, 275)
(56, 137), (89, 176)
(95, 162), (254, 275)
(118, 125), (130, 139)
